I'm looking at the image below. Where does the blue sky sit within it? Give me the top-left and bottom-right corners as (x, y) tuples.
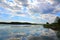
(0, 0), (60, 23)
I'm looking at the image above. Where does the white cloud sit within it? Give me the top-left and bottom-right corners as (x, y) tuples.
(0, 0), (60, 14)
(29, 14), (57, 23)
(39, 14), (56, 23)
(0, 0), (60, 23)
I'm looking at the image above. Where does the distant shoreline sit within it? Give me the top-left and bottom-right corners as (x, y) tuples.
(0, 22), (41, 25)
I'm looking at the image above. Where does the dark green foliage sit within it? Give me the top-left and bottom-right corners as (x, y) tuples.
(46, 22), (49, 24)
(58, 18), (60, 25)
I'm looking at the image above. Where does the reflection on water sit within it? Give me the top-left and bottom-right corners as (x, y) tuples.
(0, 24), (59, 40)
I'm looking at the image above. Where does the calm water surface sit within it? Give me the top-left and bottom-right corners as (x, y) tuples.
(0, 24), (59, 40)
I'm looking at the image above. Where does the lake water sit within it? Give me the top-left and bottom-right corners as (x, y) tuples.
(0, 24), (59, 40)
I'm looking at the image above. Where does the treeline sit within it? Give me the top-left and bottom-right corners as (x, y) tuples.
(0, 22), (38, 25)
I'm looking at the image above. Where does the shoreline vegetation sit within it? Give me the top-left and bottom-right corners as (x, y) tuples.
(0, 22), (41, 25)
(44, 23), (60, 31)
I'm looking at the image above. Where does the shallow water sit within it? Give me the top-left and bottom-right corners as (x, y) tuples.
(0, 24), (59, 40)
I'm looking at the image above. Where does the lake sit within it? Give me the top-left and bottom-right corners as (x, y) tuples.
(0, 24), (59, 40)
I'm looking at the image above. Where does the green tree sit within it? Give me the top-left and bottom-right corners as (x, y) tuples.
(58, 18), (60, 25)
(46, 22), (49, 24)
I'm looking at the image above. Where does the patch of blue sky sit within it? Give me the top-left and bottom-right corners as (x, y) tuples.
(0, 7), (7, 12)
(33, 13), (40, 17)
(0, 7), (11, 13)
(0, 14), (11, 20)
(11, 16), (35, 22)
(6, 0), (14, 2)
(55, 12), (60, 17)
(34, 18), (47, 23)
(21, 6), (28, 12)
(11, 16), (33, 21)
(30, 0), (34, 3)
(11, 16), (21, 20)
